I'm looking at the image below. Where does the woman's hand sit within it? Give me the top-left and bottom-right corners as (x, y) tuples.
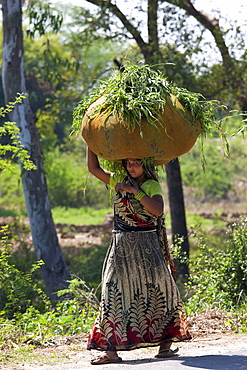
(115, 182), (163, 216)
(115, 182), (138, 195)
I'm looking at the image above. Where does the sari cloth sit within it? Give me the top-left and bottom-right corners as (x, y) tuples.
(87, 176), (191, 351)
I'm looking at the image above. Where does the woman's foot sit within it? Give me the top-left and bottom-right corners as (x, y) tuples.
(155, 341), (179, 358)
(155, 347), (179, 358)
(91, 351), (122, 365)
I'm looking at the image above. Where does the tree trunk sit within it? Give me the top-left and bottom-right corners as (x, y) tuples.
(1, 0), (70, 299)
(165, 159), (189, 278)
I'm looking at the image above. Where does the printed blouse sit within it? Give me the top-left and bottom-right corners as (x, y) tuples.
(110, 174), (163, 231)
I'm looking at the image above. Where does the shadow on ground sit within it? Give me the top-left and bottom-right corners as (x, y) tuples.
(181, 354), (247, 369)
(106, 354), (247, 370)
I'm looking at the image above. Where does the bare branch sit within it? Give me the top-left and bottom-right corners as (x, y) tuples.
(84, 0), (150, 58)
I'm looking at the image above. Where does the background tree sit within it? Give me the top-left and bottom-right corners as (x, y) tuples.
(163, 0), (247, 111)
(0, 0), (70, 299)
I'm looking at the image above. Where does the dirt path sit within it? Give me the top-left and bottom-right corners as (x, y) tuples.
(1, 309), (247, 369)
(1, 333), (247, 370)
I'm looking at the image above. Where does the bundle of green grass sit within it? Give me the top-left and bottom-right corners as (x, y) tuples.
(73, 64), (220, 165)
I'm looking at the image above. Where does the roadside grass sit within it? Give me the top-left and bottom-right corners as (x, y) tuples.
(0, 346), (68, 367)
(0, 207), (28, 218)
(51, 206), (113, 225)
(0, 206), (113, 226)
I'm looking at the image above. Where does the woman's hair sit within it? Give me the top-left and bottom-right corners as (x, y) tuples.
(122, 158), (158, 182)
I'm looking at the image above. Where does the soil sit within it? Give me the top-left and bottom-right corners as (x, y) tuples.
(2, 208), (246, 252)
(1, 323), (247, 369)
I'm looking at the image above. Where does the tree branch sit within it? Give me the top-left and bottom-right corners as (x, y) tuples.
(161, 0), (233, 69)
(148, 0), (159, 49)
(85, 0), (149, 56)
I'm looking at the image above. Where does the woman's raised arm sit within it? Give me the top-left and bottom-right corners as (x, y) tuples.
(86, 147), (111, 185)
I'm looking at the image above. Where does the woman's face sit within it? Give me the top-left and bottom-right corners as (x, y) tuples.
(125, 158), (144, 178)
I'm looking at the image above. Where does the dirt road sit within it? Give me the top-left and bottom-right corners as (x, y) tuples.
(1, 334), (247, 370)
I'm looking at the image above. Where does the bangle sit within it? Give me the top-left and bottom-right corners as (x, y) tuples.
(134, 190), (145, 201)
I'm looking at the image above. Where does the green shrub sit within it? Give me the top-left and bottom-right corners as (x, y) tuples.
(0, 226), (48, 319)
(180, 135), (247, 200)
(0, 165), (26, 212)
(16, 299), (96, 341)
(63, 243), (108, 291)
(0, 226), (98, 346)
(0, 279), (98, 348)
(0, 316), (23, 348)
(44, 148), (109, 208)
(185, 217), (247, 314)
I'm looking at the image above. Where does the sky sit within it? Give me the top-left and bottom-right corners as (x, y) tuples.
(56, 0), (246, 27)
(195, 0), (245, 18)
(194, 0), (246, 27)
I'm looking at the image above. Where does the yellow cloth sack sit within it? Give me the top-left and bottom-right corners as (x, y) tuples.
(81, 94), (201, 165)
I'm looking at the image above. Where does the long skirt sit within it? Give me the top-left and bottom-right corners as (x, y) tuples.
(87, 230), (191, 351)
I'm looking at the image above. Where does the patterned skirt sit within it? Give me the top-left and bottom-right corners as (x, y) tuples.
(87, 230), (191, 351)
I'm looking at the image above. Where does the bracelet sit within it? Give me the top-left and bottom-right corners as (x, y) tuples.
(134, 190), (145, 201)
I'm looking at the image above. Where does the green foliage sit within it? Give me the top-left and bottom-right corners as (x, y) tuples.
(0, 94), (36, 172)
(24, 34), (80, 149)
(185, 217), (247, 314)
(25, 1), (63, 38)
(44, 147), (110, 208)
(0, 317), (23, 348)
(0, 227), (98, 346)
(0, 226), (48, 319)
(0, 164), (26, 211)
(0, 277), (98, 347)
(16, 298), (96, 341)
(23, 29), (122, 149)
(63, 244), (108, 290)
(57, 277), (99, 310)
(180, 132), (247, 199)
(0, 300), (97, 348)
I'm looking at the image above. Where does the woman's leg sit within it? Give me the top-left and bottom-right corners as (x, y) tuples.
(159, 341), (172, 351)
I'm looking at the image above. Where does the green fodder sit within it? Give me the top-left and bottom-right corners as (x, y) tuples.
(72, 63), (224, 135)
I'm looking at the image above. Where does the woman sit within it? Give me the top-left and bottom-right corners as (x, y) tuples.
(86, 147), (191, 365)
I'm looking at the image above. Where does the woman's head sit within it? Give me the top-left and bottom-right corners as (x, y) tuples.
(122, 157), (158, 181)
(124, 158), (143, 179)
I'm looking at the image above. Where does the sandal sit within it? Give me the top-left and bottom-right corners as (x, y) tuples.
(91, 353), (123, 365)
(155, 347), (179, 358)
